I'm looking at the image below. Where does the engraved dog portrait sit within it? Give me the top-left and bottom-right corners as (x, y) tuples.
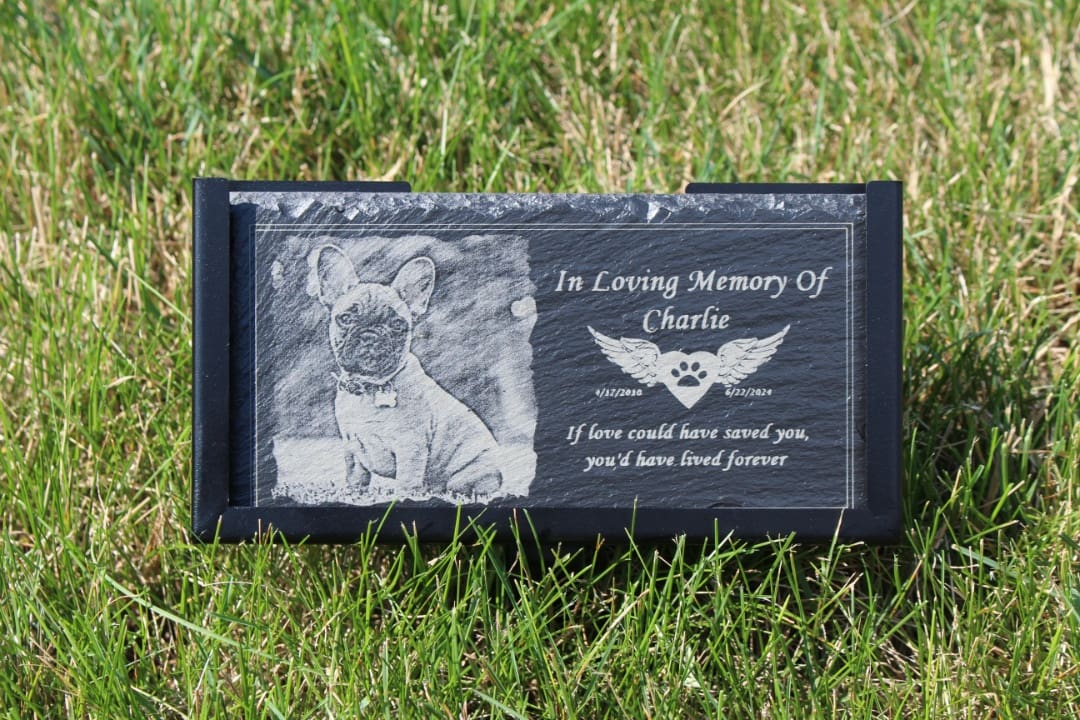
(308, 246), (502, 498)
(253, 224), (537, 508)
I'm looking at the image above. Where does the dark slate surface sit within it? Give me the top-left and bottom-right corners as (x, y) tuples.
(229, 192), (866, 510)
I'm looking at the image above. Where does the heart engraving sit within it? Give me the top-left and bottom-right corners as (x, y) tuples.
(656, 351), (718, 409)
(588, 325), (790, 409)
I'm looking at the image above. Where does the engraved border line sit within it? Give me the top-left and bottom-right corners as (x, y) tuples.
(252, 221), (857, 511)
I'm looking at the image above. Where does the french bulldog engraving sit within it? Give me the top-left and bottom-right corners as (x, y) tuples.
(308, 245), (502, 498)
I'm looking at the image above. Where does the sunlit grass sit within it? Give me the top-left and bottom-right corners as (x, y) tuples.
(1, 0), (1078, 717)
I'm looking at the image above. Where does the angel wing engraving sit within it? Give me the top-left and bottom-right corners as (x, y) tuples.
(587, 326), (662, 386)
(713, 325), (789, 387)
(589, 324), (790, 409)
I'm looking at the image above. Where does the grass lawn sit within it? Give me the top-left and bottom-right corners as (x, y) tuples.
(2, 0), (1079, 717)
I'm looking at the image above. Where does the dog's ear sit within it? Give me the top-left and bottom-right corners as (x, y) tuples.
(307, 245), (359, 307)
(391, 257), (436, 318)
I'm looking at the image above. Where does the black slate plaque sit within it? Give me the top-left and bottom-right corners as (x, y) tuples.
(193, 180), (901, 542)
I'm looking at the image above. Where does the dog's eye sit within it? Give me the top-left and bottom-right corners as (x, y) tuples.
(336, 310), (358, 328)
(389, 316), (408, 332)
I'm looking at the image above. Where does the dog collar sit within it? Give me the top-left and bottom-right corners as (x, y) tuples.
(335, 363), (406, 407)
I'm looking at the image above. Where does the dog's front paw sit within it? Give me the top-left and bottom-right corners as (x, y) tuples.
(344, 453), (372, 490)
(447, 471), (501, 500)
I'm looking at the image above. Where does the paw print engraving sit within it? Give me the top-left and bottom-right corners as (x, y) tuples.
(671, 360), (708, 387)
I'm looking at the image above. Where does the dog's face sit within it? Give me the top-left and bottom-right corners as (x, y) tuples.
(308, 246), (436, 382)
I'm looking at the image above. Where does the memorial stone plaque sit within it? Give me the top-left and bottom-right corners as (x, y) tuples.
(193, 180), (901, 542)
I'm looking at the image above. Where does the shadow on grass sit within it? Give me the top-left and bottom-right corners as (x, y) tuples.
(903, 325), (1054, 545)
